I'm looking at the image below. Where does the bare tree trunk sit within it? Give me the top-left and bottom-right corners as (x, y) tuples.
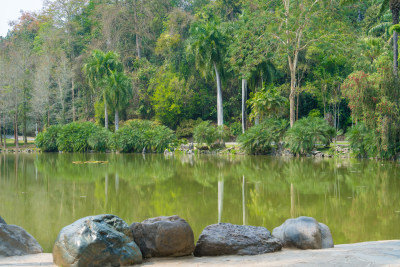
(58, 78), (65, 124)
(0, 115), (2, 145)
(289, 69), (296, 127)
(104, 100), (109, 129)
(134, 0), (142, 59)
(213, 61), (223, 126)
(72, 78), (76, 121)
(242, 79), (247, 133)
(296, 90), (300, 121)
(115, 110), (119, 131)
(15, 112), (19, 149)
(393, 9), (399, 77)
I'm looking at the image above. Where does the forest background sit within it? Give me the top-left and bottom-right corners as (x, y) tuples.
(0, 0), (399, 158)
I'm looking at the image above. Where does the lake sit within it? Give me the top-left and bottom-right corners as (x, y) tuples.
(0, 153), (399, 252)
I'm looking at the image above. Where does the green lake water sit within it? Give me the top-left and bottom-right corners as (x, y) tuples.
(0, 153), (399, 252)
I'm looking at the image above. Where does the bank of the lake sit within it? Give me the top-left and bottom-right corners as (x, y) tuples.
(1, 240), (399, 266)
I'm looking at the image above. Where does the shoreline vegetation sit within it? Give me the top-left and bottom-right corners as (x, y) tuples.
(1, 118), (354, 160)
(1, 0), (400, 162)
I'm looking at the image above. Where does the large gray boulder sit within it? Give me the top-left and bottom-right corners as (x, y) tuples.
(272, 216), (334, 249)
(0, 224), (43, 256)
(53, 214), (142, 267)
(130, 215), (195, 258)
(0, 216), (6, 224)
(194, 223), (282, 257)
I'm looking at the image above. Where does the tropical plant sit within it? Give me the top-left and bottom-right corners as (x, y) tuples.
(56, 122), (104, 152)
(193, 121), (218, 145)
(285, 117), (335, 154)
(346, 123), (377, 158)
(35, 125), (62, 152)
(187, 16), (227, 126)
(88, 127), (113, 152)
(247, 87), (288, 122)
(115, 120), (176, 153)
(238, 119), (289, 154)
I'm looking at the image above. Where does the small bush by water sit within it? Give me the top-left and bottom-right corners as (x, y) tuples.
(35, 120), (176, 153)
(238, 119), (288, 154)
(115, 120), (176, 153)
(35, 125), (62, 152)
(285, 117), (335, 154)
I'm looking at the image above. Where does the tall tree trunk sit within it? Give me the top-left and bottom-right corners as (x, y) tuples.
(0, 115), (2, 145)
(72, 78), (76, 121)
(296, 90), (300, 121)
(134, 0), (142, 59)
(15, 112), (18, 149)
(393, 8), (399, 77)
(104, 100), (109, 129)
(115, 110), (119, 131)
(58, 78), (65, 124)
(289, 68), (296, 127)
(242, 79), (247, 133)
(213, 61), (223, 126)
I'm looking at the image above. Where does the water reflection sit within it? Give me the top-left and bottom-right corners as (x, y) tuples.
(0, 153), (399, 252)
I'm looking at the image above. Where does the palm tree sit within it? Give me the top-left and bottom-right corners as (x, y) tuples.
(106, 69), (131, 131)
(83, 50), (127, 130)
(187, 18), (226, 126)
(380, 0), (400, 76)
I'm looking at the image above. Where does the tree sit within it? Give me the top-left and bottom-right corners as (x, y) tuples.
(187, 16), (226, 126)
(83, 50), (131, 131)
(380, 0), (400, 76)
(270, 0), (326, 127)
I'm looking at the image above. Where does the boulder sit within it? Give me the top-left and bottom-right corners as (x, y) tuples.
(53, 214), (142, 267)
(130, 215), (195, 258)
(272, 216), (334, 249)
(194, 223), (282, 257)
(0, 224), (43, 256)
(0, 216), (6, 224)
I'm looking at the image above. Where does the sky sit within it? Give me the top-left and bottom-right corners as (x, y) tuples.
(0, 0), (44, 37)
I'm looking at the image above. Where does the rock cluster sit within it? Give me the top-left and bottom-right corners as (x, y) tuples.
(194, 223), (282, 256)
(50, 214), (334, 266)
(272, 216), (334, 249)
(0, 217), (43, 257)
(130, 215), (195, 258)
(53, 214), (142, 267)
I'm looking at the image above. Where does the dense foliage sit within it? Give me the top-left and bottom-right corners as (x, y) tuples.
(1, 0), (400, 158)
(238, 119), (289, 154)
(115, 120), (176, 153)
(285, 117), (336, 154)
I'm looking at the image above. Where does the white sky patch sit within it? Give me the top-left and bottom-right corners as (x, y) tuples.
(0, 0), (44, 37)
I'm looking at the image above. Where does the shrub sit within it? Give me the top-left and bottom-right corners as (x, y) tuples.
(88, 127), (113, 152)
(115, 119), (176, 153)
(35, 125), (62, 152)
(57, 122), (103, 152)
(193, 121), (218, 145)
(176, 119), (203, 139)
(238, 119), (289, 154)
(346, 123), (376, 157)
(229, 122), (242, 137)
(285, 117), (335, 154)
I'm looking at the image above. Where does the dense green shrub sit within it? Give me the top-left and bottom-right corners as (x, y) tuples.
(285, 117), (335, 154)
(346, 123), (376, 157)
(238, 119), (289, 154)
(193, 121), (218, 145)
(35, 125), (62, 152)
(115, 119), (176, 153)
(229, 122), (242, 137)
(56, 122), (104, 152)
(176, 119), (203, 139)
(88, 127), (113, 152)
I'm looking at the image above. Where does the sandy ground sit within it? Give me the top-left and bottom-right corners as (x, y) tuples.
(0, 240), (399, 267)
